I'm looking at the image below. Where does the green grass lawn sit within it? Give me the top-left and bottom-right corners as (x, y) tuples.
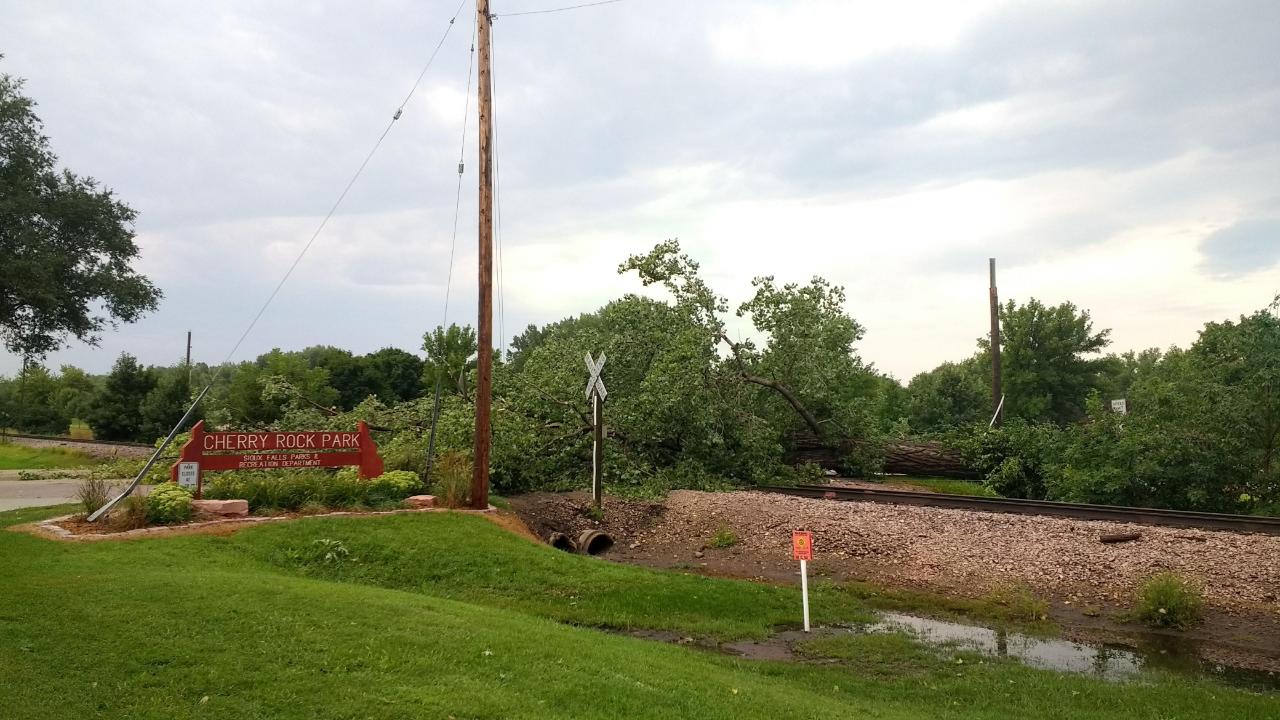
(0, 505), (1274, 719)
(0, 441), (99, 470)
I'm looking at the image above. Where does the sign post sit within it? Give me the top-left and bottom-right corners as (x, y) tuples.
(584, 352), (608, 508)
(792, 530), (813, 632)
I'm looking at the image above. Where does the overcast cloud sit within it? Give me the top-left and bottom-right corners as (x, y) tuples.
(2, 0), (1278, 380)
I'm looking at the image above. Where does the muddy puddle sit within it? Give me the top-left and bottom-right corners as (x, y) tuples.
(714, 612), (1279, 693)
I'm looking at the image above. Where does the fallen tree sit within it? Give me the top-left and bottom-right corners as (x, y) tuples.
(787, 434), (979, 479)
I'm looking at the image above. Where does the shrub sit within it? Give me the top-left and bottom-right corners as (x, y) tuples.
(984, 582), (1050, 624)
(708, 526), (738, 549)
(76, 477), (114, 516)
(367, 470), (420, 502)
(1133, 572), (1203, 630)
(431, 451), (473, 508)
(947, 420), (1064, 499)
(146, 483), (193, 524)
(109, 494), (150, 531)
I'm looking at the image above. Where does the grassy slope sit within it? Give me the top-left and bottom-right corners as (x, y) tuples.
(0, 506), (1274, 720)
(0, 441), (98, 470)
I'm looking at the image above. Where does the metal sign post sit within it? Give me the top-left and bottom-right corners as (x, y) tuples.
(585, 352), (608, 508)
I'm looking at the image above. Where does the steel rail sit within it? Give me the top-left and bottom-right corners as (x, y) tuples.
(0, 432), (154, 449)
(759, 484), (1280, 535)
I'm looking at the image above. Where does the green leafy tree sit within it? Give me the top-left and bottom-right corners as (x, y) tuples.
(422, 325), (477, 399)
(87, 353), (156, 440)
(982, 298), (1111, 425)
(4, 363), (70, 434)
(0, 69), (160, 359)
(906, 357), (989, 433)
(137, 365), (197, 443)
(53, 364), (98, 424)
(361, 347), (424, 403)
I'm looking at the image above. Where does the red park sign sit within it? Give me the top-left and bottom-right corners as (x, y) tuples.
(170, 420), (384, 496)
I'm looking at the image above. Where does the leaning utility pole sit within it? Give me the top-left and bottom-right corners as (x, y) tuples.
(471, 0), (493, 510)
(989, 258), (1003, 427)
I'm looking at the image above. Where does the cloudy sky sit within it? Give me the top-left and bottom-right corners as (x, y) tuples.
(2, 0), (1278, 381)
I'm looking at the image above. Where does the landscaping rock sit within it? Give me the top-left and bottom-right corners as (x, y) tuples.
(407, 495), (437, 509)
(192, 499), (248, 517)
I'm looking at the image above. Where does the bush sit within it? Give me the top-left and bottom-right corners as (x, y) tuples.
(431, 451), (472, 508)
(1133, 572), (1203, 630)
(947, 420), (1064, 499)
(984, 583), (1050, 624)
(203, 468), (420, 513)
(110, 494), (150, 531)
(146, 483), (193, 524)
(76, 477), (114, 516)
(708, 526), (738, 549)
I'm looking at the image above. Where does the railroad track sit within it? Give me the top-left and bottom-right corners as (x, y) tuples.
(759, 484), (1280, 535)
(0, 432), (154, 449)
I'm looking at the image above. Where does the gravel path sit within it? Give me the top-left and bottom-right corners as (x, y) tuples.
(4, 435), (152, 459)
(635, 490), (1280, 613)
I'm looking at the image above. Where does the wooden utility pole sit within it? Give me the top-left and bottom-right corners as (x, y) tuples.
(471, 0), (493, 510)
(989, 258), (1003, 427)
(185, 331), (193, 384)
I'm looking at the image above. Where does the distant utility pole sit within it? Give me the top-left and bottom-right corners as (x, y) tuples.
(989, 258), (1003, 427)
(471, 0), (494, 511)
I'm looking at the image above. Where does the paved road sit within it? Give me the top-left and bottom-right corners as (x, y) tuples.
(0, 479), (144, 512)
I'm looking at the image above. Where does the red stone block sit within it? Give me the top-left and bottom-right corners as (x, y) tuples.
(192, 499), (249, 517)
(406, 495), (436, 509)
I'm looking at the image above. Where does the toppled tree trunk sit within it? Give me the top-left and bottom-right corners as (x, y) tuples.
(787, 434), (978, 479)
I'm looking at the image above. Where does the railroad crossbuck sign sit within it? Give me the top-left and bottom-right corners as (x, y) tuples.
(585, 352), (607, 507)
(584, 352), (607, 401)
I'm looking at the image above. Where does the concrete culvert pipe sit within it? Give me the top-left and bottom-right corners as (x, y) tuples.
(547, 532), (577, 552)
(576, 529), (615, 556)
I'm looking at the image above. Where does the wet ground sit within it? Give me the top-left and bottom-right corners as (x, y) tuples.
(509, 490), (1280, 677)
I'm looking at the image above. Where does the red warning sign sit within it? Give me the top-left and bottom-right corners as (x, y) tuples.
(792, 530), (813, 561)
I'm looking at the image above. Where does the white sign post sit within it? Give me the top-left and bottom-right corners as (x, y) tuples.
(792, 531), (813, 632)
(584, 353), (608, 508)
(1110, 399), (1128, 415)
(177, 462), (200, 491)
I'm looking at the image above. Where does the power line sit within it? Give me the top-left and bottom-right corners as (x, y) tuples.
(494, 0), (626, 18)
(491, 19), (507, 361)
(89, 0), (471, 522)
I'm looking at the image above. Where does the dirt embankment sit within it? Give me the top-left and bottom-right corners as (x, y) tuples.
(508, 489), (1280, 670)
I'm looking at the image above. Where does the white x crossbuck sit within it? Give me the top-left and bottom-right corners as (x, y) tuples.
(584, 352), (607, 402)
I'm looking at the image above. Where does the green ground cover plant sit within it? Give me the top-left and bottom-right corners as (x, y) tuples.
(0, 506), (1273, 719)
(1132, 572), (1204, 630)
(0, 440), (98, 470)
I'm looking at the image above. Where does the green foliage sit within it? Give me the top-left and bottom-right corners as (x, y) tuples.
(137, 365), (197, 443)
(108, 493), (150, 531)
(981, 298), (1110, 425)
(430, 451), (473, 508)
(708, 526), (738, 548)
(1132, 572), (1203, 630)
(421, 324), (477, 399)
(947, 420), (1063, 499)
(1, 364), (70, 434)
(907, 358), (989, 433)
(146, 483), (193, 524)
(0, 71), (161, 359)
(75, 477), (113, 515)
(983, 583), (1050, 624)
(86, 353), (155, 441)
(204, 468), (419, 513)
